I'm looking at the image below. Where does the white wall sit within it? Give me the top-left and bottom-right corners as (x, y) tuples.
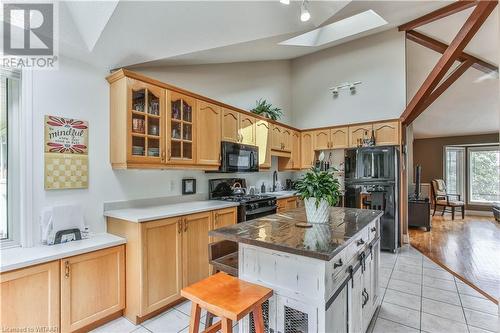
(30, 56), (291, 243)
(290, 29), (406, 128)
(133, 60), (293, 125)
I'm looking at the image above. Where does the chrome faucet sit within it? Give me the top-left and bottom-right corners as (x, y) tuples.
(273, 170), (278, 192)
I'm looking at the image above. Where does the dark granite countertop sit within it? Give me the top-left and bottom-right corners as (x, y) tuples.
(209, 207), (383, 261)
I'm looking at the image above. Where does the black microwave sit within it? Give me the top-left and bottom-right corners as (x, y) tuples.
(220, 141), (259, 173)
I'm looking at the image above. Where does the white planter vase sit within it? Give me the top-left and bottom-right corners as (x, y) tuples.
(304, 198), (330, 223)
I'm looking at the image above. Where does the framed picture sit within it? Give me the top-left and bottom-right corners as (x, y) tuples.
(182, 178), (196, 195)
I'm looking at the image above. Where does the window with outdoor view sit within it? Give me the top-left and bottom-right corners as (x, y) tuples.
(468, 146), (500, 204)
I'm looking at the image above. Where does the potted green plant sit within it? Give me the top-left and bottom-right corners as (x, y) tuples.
(250, 98), (283, 120)
(294, 167), (341, 223)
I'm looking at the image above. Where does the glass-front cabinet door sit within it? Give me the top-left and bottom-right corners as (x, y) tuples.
(128, 79), (165, 164)
(167, 92), (196, 164)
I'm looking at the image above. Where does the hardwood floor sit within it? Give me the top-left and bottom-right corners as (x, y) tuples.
(409, 215), (500, 304)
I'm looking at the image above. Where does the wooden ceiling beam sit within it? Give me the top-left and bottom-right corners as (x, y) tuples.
(398, 0), (478, 31)
(418, 59), (474, 113)
(401, 0), (498, 125)
(406, 30), (498, 74)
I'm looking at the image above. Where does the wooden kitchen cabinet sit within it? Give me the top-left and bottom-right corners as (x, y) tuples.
(271, 124), (291, 153)
(301, 131), (314, 169)
(280, 131), (301, 170)
(222, 108), (240, 143)
(256, 120), (272, 169)
(373, 121), (400, 146)
(167, 92), (196, 164)
(182, 212), (212, 287)
(109, 77), (166, 168)
(196, 100), (221, 166)
(0, 261), (60, 333)
(239, 114), (256, 145)
(140, 218), (182, 316)
(277, 197), (298, 213)
(107, 211), (213, 324)
(210, 207), (237, 242)
(313, 129), (330, 150)
(330, 126), (349, 149)
(348, 124), (373, 148)
(60, 245), (125, 332)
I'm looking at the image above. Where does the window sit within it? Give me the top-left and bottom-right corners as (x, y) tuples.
(468, 146), (500, 205)
(444, 147), (465, 197)
(0, 68), (21, 246)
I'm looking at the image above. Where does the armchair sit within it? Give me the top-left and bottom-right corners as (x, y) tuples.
(431, 179), (465, 220)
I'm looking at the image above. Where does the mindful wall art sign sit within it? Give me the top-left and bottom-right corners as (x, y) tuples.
(44, 115), (88, 190)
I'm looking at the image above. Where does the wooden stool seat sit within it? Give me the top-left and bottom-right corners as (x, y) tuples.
(181, 272), (273, 333)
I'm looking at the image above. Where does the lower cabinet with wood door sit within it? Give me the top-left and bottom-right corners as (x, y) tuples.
(61, 245), (125, 332)
(0, 245), (125, 333)
(0, 261), (60, 333)
(107, 207), (237, 324)
(277, 197), (298, 213)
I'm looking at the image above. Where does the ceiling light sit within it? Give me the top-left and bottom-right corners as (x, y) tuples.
(280, 0), (290, 5)
(300, 0), (310, 22)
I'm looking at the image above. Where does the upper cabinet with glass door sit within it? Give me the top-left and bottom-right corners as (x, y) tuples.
(167, 92), (196, 165)
(129, 80), (165, 163)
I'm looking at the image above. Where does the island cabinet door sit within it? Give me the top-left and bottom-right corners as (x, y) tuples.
(325, 284), (348, 333)
(210, 207), (237, 242)
(182, 212), (212, 287)
(276, 296), (318, 333)
(362, 254), (374, 332)
(140, 218), (182, 315)
(348, 268), (363, 333)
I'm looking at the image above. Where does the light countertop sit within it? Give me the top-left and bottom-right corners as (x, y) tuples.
(0, 233), (126, 273)
(104, 200), (240, 223)
(272, 191), (298, 199)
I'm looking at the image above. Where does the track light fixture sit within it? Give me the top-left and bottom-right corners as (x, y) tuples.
(300, 0), (311, 22)
(280, 0), (290, 4)
(329, 81), (362, 97)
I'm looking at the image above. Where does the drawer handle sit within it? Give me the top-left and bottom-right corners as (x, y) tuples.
(371, 227), (377, 233)
(356, 238), (365, 246)
(333, 258), (343, 269)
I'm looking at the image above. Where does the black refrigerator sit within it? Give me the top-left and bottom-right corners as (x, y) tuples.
(344, 146), (399, 252)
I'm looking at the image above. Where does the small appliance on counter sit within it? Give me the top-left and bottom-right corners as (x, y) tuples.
(40, 204), (87, 245)
(209, 178), (277, 222)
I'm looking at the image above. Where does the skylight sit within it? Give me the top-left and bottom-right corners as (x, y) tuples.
(279, 10), (388, 47)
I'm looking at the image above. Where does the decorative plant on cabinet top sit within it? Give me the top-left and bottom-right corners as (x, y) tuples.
(251, 98), (283, 120)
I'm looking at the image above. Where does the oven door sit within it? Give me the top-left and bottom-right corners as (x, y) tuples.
(220, 141), (259, 172)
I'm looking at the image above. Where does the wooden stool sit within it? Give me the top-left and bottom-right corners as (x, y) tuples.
(181, 272), (273, 333)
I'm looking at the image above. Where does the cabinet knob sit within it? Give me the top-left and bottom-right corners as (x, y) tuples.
(168, 148), (171, 161)
(161, 151), (166, 162)
(183, 217), (188, 232)
(178, 219), (182, 233)
(371, 227), (377, 233)
(333, 258), (343, 269)
(356, 238), (365, 246)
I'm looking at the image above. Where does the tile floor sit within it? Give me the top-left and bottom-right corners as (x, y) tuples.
(91, 245), (499, 333)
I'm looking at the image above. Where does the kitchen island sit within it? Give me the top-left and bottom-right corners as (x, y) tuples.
(209, 207), (383, 333)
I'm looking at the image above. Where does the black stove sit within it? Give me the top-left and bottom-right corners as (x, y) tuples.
(209, 178), (277, 222)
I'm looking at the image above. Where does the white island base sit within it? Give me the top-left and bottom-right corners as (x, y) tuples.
(238, 220), (381, 333)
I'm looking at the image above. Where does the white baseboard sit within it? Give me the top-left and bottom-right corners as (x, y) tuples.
(465, 210), (494, 217)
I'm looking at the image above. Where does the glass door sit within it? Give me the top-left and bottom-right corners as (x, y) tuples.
(167, 92), (196, 164)
(129, 80), (165, 163)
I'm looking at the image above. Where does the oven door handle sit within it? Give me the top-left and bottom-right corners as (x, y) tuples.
(246, 205), (277, 216)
